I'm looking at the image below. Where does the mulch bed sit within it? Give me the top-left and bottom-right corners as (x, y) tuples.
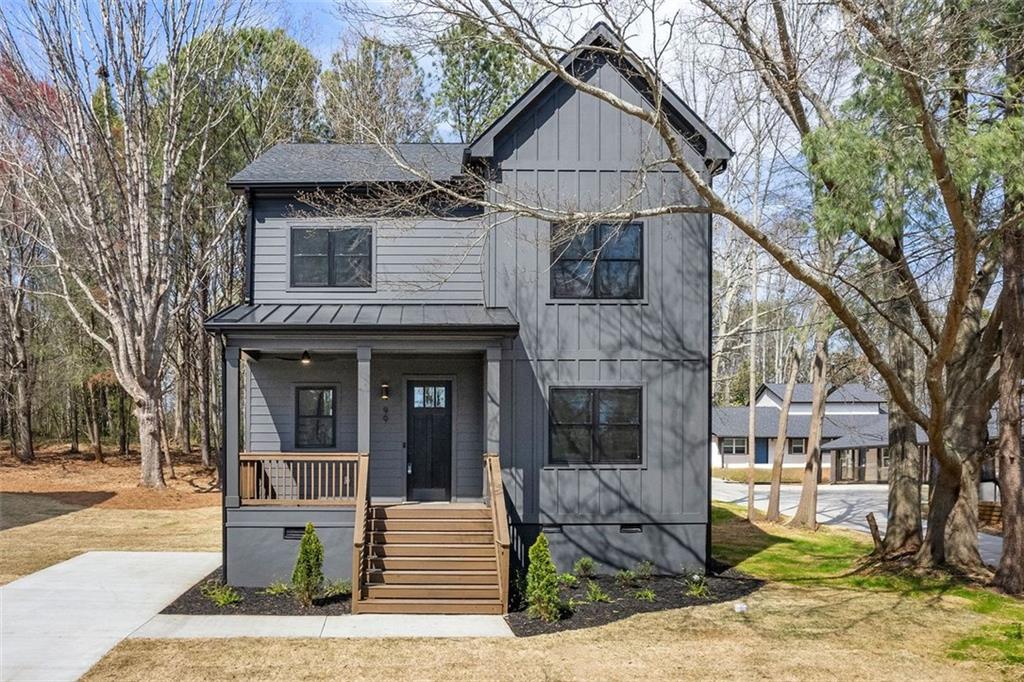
(505, 566), (763, 637)
(162, 569), (352, 616)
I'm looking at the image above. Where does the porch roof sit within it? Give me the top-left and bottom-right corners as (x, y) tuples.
(205, 303), (519, 335)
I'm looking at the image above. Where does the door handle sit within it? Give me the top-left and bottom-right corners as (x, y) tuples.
(407, 462), (412, 475)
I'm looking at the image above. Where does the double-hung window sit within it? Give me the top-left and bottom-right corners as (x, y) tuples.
(295, 387), (335, 448)
(549, 387), (641, 465)
(550, 223), (643, 299)
(720, 437), (747, 456)
(290, 227), (372, 287)
(789, 438), (807, 456)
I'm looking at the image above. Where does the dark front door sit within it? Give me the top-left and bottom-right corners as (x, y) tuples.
(406, 380), (453, 501)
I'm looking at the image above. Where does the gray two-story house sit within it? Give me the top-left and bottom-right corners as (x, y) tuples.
(205, 22), (730, 615)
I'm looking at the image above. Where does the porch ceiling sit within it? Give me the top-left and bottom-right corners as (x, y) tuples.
(205, 303), (518, 336)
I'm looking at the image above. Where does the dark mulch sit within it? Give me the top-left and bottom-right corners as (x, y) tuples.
(505, 566), (763, 637)
(162, 569), (352, 616)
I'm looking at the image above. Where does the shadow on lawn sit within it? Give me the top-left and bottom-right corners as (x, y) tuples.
(0, 491), (114, 531)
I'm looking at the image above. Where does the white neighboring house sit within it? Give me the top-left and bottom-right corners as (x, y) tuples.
(711, 383), (890, 482)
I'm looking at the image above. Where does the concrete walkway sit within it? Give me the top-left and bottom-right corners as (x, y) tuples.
(131, 613), (514, 639)
(1, 551), (220, 682)
(712, 478), (1004, 565)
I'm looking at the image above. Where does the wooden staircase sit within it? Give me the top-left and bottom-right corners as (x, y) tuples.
(351, 454), (510, 615)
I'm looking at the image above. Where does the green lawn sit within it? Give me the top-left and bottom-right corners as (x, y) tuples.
(712, 501), (1024, 668)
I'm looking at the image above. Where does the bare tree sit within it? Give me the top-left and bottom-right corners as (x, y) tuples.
(0, 0), (249, 486)
(766, 341), (802, 522)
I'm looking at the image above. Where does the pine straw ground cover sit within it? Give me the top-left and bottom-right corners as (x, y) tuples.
(84, 503), (1024, 681)
(0, 444), (220, 584)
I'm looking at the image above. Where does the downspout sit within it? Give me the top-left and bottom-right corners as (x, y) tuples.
(219, 335), (228, 583)
(705, 171), (715, 573)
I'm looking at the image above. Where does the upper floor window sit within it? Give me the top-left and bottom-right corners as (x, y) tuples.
(295, 387), (335, 448)
(290, 227), (372, 288)
(550, 223), (642, 299)
(720, 437), (746, 456)
(549, 387), (641, 465)
(789, 438), (807, 456)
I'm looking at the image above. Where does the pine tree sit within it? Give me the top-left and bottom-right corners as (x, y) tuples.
(291, 522), (324, 607)
(526, 533), (561, 622)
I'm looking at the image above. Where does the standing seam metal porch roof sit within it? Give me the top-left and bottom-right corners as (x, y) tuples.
(204, 303), (519, 334)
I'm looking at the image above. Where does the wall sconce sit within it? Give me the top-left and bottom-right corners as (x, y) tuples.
(300, 350), (311, 365)
(380, 382), (390, 400)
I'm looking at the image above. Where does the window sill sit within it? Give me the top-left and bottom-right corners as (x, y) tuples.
(286, 287), (377, 294)
(545, 299), (648, 306)
(542, 463), (646, 471)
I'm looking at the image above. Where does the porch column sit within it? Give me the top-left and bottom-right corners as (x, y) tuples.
(357, 347), (371, 453)
(485, 346), (501, 453)
(224, 345), (241, 508)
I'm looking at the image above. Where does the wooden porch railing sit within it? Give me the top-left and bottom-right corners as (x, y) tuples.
(239, 452), (361, 506)
(350, 452), (370, 614)
(484, 452), (511, 614)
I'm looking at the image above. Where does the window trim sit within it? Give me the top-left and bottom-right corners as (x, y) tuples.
(789, 438), (807, 456)
(547, 386), (643, 467)
(548, 222), (645, 302)
(294, 385), (337, 450)
(287, 225), (375, 290)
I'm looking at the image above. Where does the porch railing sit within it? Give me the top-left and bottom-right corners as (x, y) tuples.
(350, 452), (370, 614)
(239, 452), (362, 506)
(484, 452), (511, 614)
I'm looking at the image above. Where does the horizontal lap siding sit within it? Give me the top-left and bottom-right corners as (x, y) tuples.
(490, 58), (710, 525)
(252, 198), (486, 304)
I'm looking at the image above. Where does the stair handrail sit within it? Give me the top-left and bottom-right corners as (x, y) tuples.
(350, 452), (370, 614)
(484, 452), (510, 613)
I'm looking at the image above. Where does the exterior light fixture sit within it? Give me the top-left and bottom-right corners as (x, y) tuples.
(380, 382), (390, 400)
(300, 350), (311, 365)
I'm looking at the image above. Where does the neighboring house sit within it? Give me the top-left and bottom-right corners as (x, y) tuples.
(712, 382), (924, 483)
(204, 23), (730, 615)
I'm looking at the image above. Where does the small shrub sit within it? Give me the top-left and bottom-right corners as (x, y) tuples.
(684, 572), (710, 599)
(262, 580), (291, 596)
(291, 522), (324, 607)
(573, 556), (595, 578)
(557, 572), (579, 589)
(634, 588), (656, 602)
(586, 580), (612, 603)
(322, 579), (352, 599)
(526, 533), (563, 622)
(567, 597), (587, 610)
(200, 580), (242, 607)
(635, 560), (654, 581)
(615, 569), (639, 589)
(510, 568), (528, 611)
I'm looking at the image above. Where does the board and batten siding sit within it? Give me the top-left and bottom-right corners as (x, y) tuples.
(486, 55), (711, 526)
(251, 197), (486, 304)
(246, 355), (484, 500)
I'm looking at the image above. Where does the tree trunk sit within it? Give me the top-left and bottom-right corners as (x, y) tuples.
(13, 350), (33, 463)
(158, 404), (176, 480)
(789, 320), (828, 529)
(118, 389), (128, 457)
(68, 386), (79, 454)
(746, 251), (759, 521)
(993, 35), (1024, 594)
(198, 280), (212, 469)
(136, 395), (165, 488)
(86, 383), (103, 462)
(767, 345), (800, 522)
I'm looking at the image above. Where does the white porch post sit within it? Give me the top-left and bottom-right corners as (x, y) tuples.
(357, 347), (371, 453)
(485, 346), (501, 453)
(224, 345), (241, 508)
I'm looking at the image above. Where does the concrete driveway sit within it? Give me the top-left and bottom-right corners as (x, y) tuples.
(711, 478), (1004, 565)
(1, 551), (220, 682)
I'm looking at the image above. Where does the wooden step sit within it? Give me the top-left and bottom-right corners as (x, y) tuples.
(370, 531), (493, 544)
(372, 505), (489, 519)
(357, 598), (504, 615)
(370, 518), (492, 532)
(366, 569), (498, 585)
(366, 584), (500, 600)
(370, 543), (495, 558)
(369, 556), (496, 571)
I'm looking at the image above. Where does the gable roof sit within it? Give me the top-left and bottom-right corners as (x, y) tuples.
(227, 143), (467, 189)
(757, 383), (885, 404)
(467, 22), (733, 166)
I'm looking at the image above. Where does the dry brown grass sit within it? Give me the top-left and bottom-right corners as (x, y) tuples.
(84, 583), (1007, 681)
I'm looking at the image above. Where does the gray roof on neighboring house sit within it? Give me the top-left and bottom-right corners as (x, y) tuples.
(759, 382), (885, 404)
(205, 303), (518, 335)
(711, 407), (926, 445)
(227, 143), (467, 188)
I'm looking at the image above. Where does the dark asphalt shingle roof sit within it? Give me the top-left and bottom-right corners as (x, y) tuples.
(204, 303), (518, 334)
(227, 143), (467, 187)
(712, 406), (935, 447)
(759, 382), (885, 404)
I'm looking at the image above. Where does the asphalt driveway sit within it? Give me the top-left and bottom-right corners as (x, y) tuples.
(1, 551), (220, 681)
(711, 478), (1004, 565)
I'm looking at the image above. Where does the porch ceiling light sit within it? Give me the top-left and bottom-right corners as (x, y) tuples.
(380, 382), (390, 400)
(300, 350), (311, 365)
